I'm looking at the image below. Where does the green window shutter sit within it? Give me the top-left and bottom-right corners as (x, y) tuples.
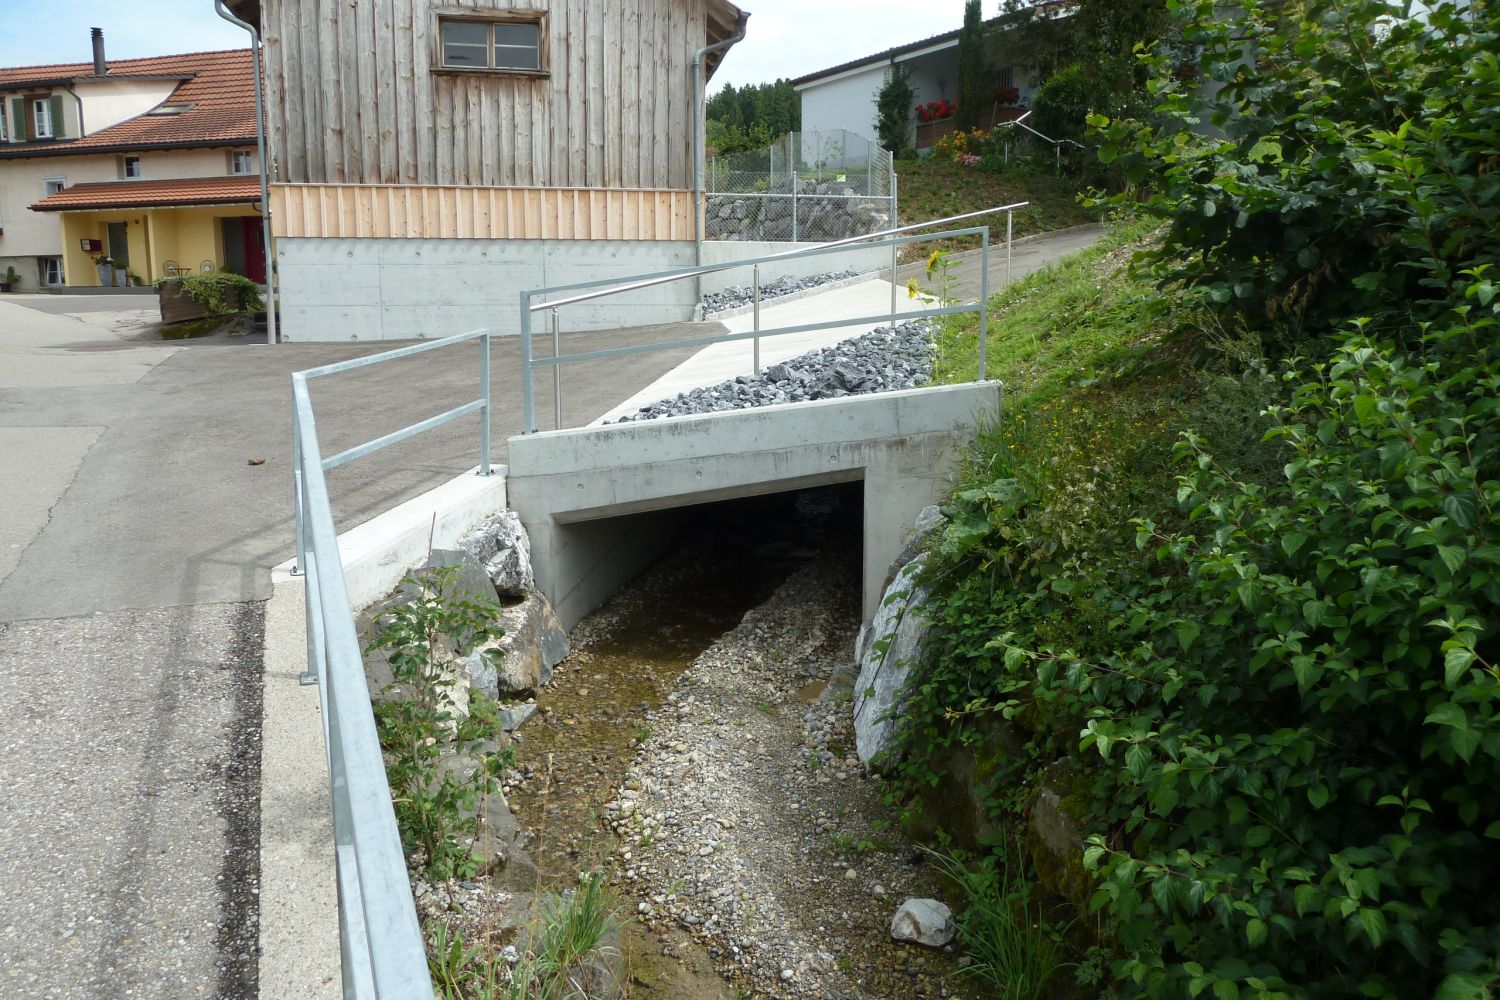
(49, 95), (65, 138)
(10, 98), (27, 141)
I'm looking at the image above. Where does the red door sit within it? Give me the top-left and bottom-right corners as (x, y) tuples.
(241, 217), (267, 284)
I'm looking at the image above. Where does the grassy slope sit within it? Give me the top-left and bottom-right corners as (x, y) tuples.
(896, 157), (1099, 260)
(928, 216), (1169, 402)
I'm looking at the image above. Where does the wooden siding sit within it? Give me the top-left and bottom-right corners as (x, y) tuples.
(271, 183), (695, 240)
(260, 0), (705, 190)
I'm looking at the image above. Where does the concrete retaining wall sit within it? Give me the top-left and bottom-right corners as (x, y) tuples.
(699, 240), (891, 295)
(506, 382), (1003, 630)
(276, 237), (698, 342)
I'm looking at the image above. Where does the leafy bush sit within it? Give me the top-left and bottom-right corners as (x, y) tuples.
(156, 271), (265, 317)
(1089, 0), (1500, 341)
(900, 1), (1500, 996)
(366, 565), (510, 880)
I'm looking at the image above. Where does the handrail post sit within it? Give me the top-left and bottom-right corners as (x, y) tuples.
(478, 332), (491, 476)
(979, 227), (990, 382)
(520, 293), (535, 434)
(791, 170), (799, 243)
(1006, 209), (1014, 289)
(752, 264), (761, 375)
(551, 308), (562, 431)
(291, 425), (305, 577)
(890, 237), (898, 328)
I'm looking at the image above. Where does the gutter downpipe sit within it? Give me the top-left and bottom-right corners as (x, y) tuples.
(691, 10), (749, 302)
(214, 0), (278, 347)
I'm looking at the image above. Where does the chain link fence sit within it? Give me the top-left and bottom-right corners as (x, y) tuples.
(705, 130), (897, 243)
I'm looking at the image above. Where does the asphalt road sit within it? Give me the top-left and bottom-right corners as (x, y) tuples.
(0, 298), (706, 999)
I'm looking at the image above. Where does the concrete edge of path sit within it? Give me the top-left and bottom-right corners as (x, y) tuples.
(259, 570), (341, 1000)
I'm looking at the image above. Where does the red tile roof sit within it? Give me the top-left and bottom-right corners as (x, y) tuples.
(0, 50), (256, 158)
(30, 176), (262, 212)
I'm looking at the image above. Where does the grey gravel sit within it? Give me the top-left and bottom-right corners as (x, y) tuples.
(610, 321), (934, 423)
(701, 270), (859, 315)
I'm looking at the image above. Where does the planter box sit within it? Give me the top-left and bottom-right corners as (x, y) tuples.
(158, 282), (207, 324)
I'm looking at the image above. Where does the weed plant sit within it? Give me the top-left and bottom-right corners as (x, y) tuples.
(366, 565), (511, 880)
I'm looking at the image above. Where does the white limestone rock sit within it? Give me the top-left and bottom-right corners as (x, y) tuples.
(890, 898), (955, 947)
(458, 511), (534, 597)
(466, 590), (569, 697)
(853, 553), (930, 771)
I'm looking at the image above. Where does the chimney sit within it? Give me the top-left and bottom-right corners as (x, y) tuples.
(91, 28), (107, 76)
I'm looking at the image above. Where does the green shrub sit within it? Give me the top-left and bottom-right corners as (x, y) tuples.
(156, 271), (265, 317)
(366, 565), (510, 880)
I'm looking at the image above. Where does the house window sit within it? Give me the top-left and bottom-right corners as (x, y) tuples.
(121, 155), (143, 179)
(0, 103), (7, 142)
(230, 150), (254, 174)
(40, 258), (64, 286)
(43, 177), (66, 197)
(438, 16), (543, 72)
(32, 98), (53, 138)
(997, 67), (1015, 89)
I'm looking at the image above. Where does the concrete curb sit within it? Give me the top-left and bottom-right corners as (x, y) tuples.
(259, 572), (340, 1000)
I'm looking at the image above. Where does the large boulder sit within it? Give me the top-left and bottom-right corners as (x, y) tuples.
(458, 511), (534, 597)
(853, 553), (931, 771)
(466, 590), (569, 697)
(400, 547), (495, 605)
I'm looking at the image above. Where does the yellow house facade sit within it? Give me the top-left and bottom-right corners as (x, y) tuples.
(0, 40), (264, 290)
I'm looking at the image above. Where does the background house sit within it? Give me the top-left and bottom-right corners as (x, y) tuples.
(0, 34), (264, 291)
(792, 8), (1062, 151)
(224, 0), (749, 341)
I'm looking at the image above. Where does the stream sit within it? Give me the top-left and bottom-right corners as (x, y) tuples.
(500, 486), (975, 999)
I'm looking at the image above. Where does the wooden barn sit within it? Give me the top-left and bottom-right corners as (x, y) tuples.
(223, 0), (747, 340)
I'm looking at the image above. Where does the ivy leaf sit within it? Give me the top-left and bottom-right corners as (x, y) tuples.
(1307, 784), (1331, 809)
(1444, 646), (1474, 687)
(1434, 973), (1490, 1000)
(1281, 532), (1308, 557)
(1443, 491), (1477, 530)
(1177, 620), (1201, 651)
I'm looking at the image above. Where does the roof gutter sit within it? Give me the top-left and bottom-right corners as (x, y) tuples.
(214, 0), (277, 347)
(691, 10), (749, 274)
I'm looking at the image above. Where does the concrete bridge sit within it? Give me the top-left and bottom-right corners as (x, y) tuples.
(507, 381), (1001, 631)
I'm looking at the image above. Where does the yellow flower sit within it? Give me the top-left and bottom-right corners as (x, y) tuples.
(906, 277), (922, 300)
(925, 249), (941, 273)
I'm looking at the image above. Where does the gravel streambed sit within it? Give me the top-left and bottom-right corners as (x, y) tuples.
(610, 321), (933, 423)
(701, 270), (860, 316)
(604, 558), (973, 1000)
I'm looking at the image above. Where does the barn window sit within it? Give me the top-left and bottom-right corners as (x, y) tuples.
(438, 16), (544, 73)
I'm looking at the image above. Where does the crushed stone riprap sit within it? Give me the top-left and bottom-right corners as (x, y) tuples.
(610, 321), (933, 423)
(701, 269), (860, 315)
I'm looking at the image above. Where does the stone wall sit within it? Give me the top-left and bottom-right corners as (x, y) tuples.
(706, 178), (893, 243)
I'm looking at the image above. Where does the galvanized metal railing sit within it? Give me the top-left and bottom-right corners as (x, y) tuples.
(517, 204), (1027, 433)
(291, 328), (496, 1000)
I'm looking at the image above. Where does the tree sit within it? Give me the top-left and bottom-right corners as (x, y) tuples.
(874, 64), (915, 154)
(706, 79), (800, 140)
(954, 0), (986, 130)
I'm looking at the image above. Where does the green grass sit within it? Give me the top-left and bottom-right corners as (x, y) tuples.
(924, 850), (1071, 1000)
(928, 215), (1171, 403)
(897, 156), (1097, 259)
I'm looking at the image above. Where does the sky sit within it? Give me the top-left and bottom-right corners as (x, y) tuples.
(0, 0), (967, 92)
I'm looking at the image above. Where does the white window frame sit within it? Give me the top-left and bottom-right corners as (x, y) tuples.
(436, 15), (546, 75)
(0, 103), (7, 142)
(122, 155), (143, 179)
(41, 257), (64, 286)
(230, 150), (254, 175)
(32, 98), (53, 139)
(43, 177), (66, 197)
